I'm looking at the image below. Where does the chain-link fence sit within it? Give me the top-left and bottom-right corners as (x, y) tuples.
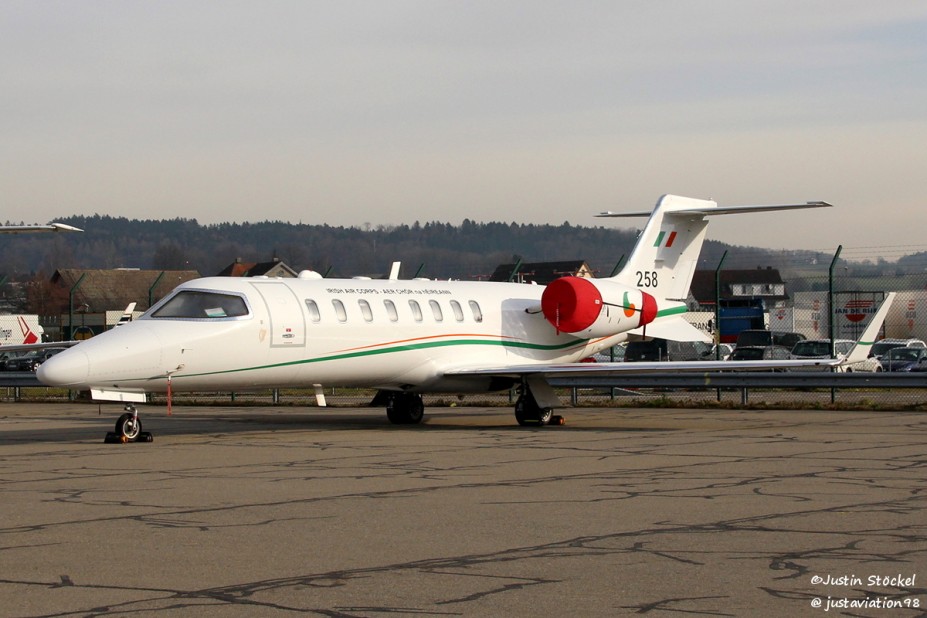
(665, 245), (927, 408)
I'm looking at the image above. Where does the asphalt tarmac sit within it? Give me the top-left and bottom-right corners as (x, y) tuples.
(1, 403), (925, 617)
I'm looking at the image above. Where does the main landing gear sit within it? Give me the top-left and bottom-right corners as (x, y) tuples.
(104, 404), (154, 443)
(385, 392), (426, 425)
(514, 387), (553, 427)
(513, 377), (565, 427)
(376, 383), (564, 427)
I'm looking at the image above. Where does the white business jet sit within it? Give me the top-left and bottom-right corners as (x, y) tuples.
(38, 195), (834, 438)
(0, 222), (83, 233)
(0, 221), (82, 353)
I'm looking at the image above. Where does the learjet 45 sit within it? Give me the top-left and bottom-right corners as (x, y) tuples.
(38, 194), (834, 437)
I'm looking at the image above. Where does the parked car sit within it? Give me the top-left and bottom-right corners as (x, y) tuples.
(699, 343), (733, 360)
(868, 338), (927, 360)
(0, 350), (26, 371)
(735, 329), (806, 350)
(625, 338), (710, 362)
(3, 347), (67, 372)
(842, 355), (883, 373)
(788, 339), (856, 372)
(879, 347), (927, 372)
(728, 345), (792, 361)
(790, 339), (854, 359)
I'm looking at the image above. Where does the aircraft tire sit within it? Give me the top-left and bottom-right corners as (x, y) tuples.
(514, 396), (551, 427)
(537, 408), (553, 425)
(115, 413), (142, 440)
(386, 394), (425, 425)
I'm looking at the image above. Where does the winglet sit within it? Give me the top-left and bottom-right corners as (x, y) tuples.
(843, 292), (895, 365)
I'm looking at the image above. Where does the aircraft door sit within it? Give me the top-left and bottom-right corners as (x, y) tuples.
(249, 282), (306, 347)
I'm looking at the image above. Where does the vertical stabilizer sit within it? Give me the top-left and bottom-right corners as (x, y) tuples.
(607, 194), (714, 301)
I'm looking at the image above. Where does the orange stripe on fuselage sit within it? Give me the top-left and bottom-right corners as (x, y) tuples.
(332, 333), (517, 354)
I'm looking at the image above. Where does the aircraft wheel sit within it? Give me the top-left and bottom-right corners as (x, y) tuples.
(386, 394), (425, 425)
(514, 395), (551, 427)
(537, 407), (553, 425)
(405, 396), (425, 424)
(115, 413), (142, 440)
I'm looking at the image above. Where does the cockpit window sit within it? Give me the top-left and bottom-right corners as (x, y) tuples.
(151, 290), (249, 319)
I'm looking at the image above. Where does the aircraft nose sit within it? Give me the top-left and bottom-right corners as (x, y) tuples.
(37, 347), (90, 387)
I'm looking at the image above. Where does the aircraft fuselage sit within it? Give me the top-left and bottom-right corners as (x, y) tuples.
(38, 274), (632, 397)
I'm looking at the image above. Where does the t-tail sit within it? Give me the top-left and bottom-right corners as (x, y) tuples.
(599, 194), (833, 303)
(534, 195), (830, 343)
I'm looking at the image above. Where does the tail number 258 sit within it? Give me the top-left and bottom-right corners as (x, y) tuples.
(636, 271), (658, 288)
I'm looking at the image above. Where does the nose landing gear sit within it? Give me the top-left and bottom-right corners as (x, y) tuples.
(104, 404), (154, 443)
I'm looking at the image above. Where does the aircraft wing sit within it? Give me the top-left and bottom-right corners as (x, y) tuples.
(443, 357), (839, 380)
(0, 223), (83, 233)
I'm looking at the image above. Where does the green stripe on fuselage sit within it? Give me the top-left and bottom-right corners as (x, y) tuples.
(656, 305), (687, 318)
(172, 335), (589, 380)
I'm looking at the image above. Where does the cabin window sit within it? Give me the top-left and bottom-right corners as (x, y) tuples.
(409, 300), (423, 322)
(450, 300), (464, 322)
(429, 300), (443, 322)
(358, 299), (373, 322)
(332, 299), (347, 323)
(384, 299), (399, 322)
(151, 290), (248, 319)
(304, 299), (321, 323)
(469, 300), (483, 323)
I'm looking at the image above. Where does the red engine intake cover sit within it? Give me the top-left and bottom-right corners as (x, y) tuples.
(541, 277), (602, 333)
(640, 291), (657, 326)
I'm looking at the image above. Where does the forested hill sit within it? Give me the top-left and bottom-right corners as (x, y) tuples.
(3, 214), (833, 281)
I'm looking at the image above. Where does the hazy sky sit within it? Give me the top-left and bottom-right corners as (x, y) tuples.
(3, 2), (926, 258)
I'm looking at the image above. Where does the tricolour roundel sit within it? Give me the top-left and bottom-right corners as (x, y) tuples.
(541, 277), (603, 333)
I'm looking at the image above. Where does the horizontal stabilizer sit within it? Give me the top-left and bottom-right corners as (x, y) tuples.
(598, 200), (832, 218)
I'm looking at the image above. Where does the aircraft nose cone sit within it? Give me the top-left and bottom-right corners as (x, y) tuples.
(37, 347), (90, 387)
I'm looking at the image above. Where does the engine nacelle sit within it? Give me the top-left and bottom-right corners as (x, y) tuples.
(541, 276), (657, 337)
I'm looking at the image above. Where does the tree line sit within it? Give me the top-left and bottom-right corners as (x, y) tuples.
(8, 213), (916, 314)
(2, 214), (844, 280)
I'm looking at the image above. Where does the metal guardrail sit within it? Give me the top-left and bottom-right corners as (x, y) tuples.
(550, 372), (927, 406)
(5, 371), (927, 406)
(0, 373), (44, 387)
(548, 372), (927, 389)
